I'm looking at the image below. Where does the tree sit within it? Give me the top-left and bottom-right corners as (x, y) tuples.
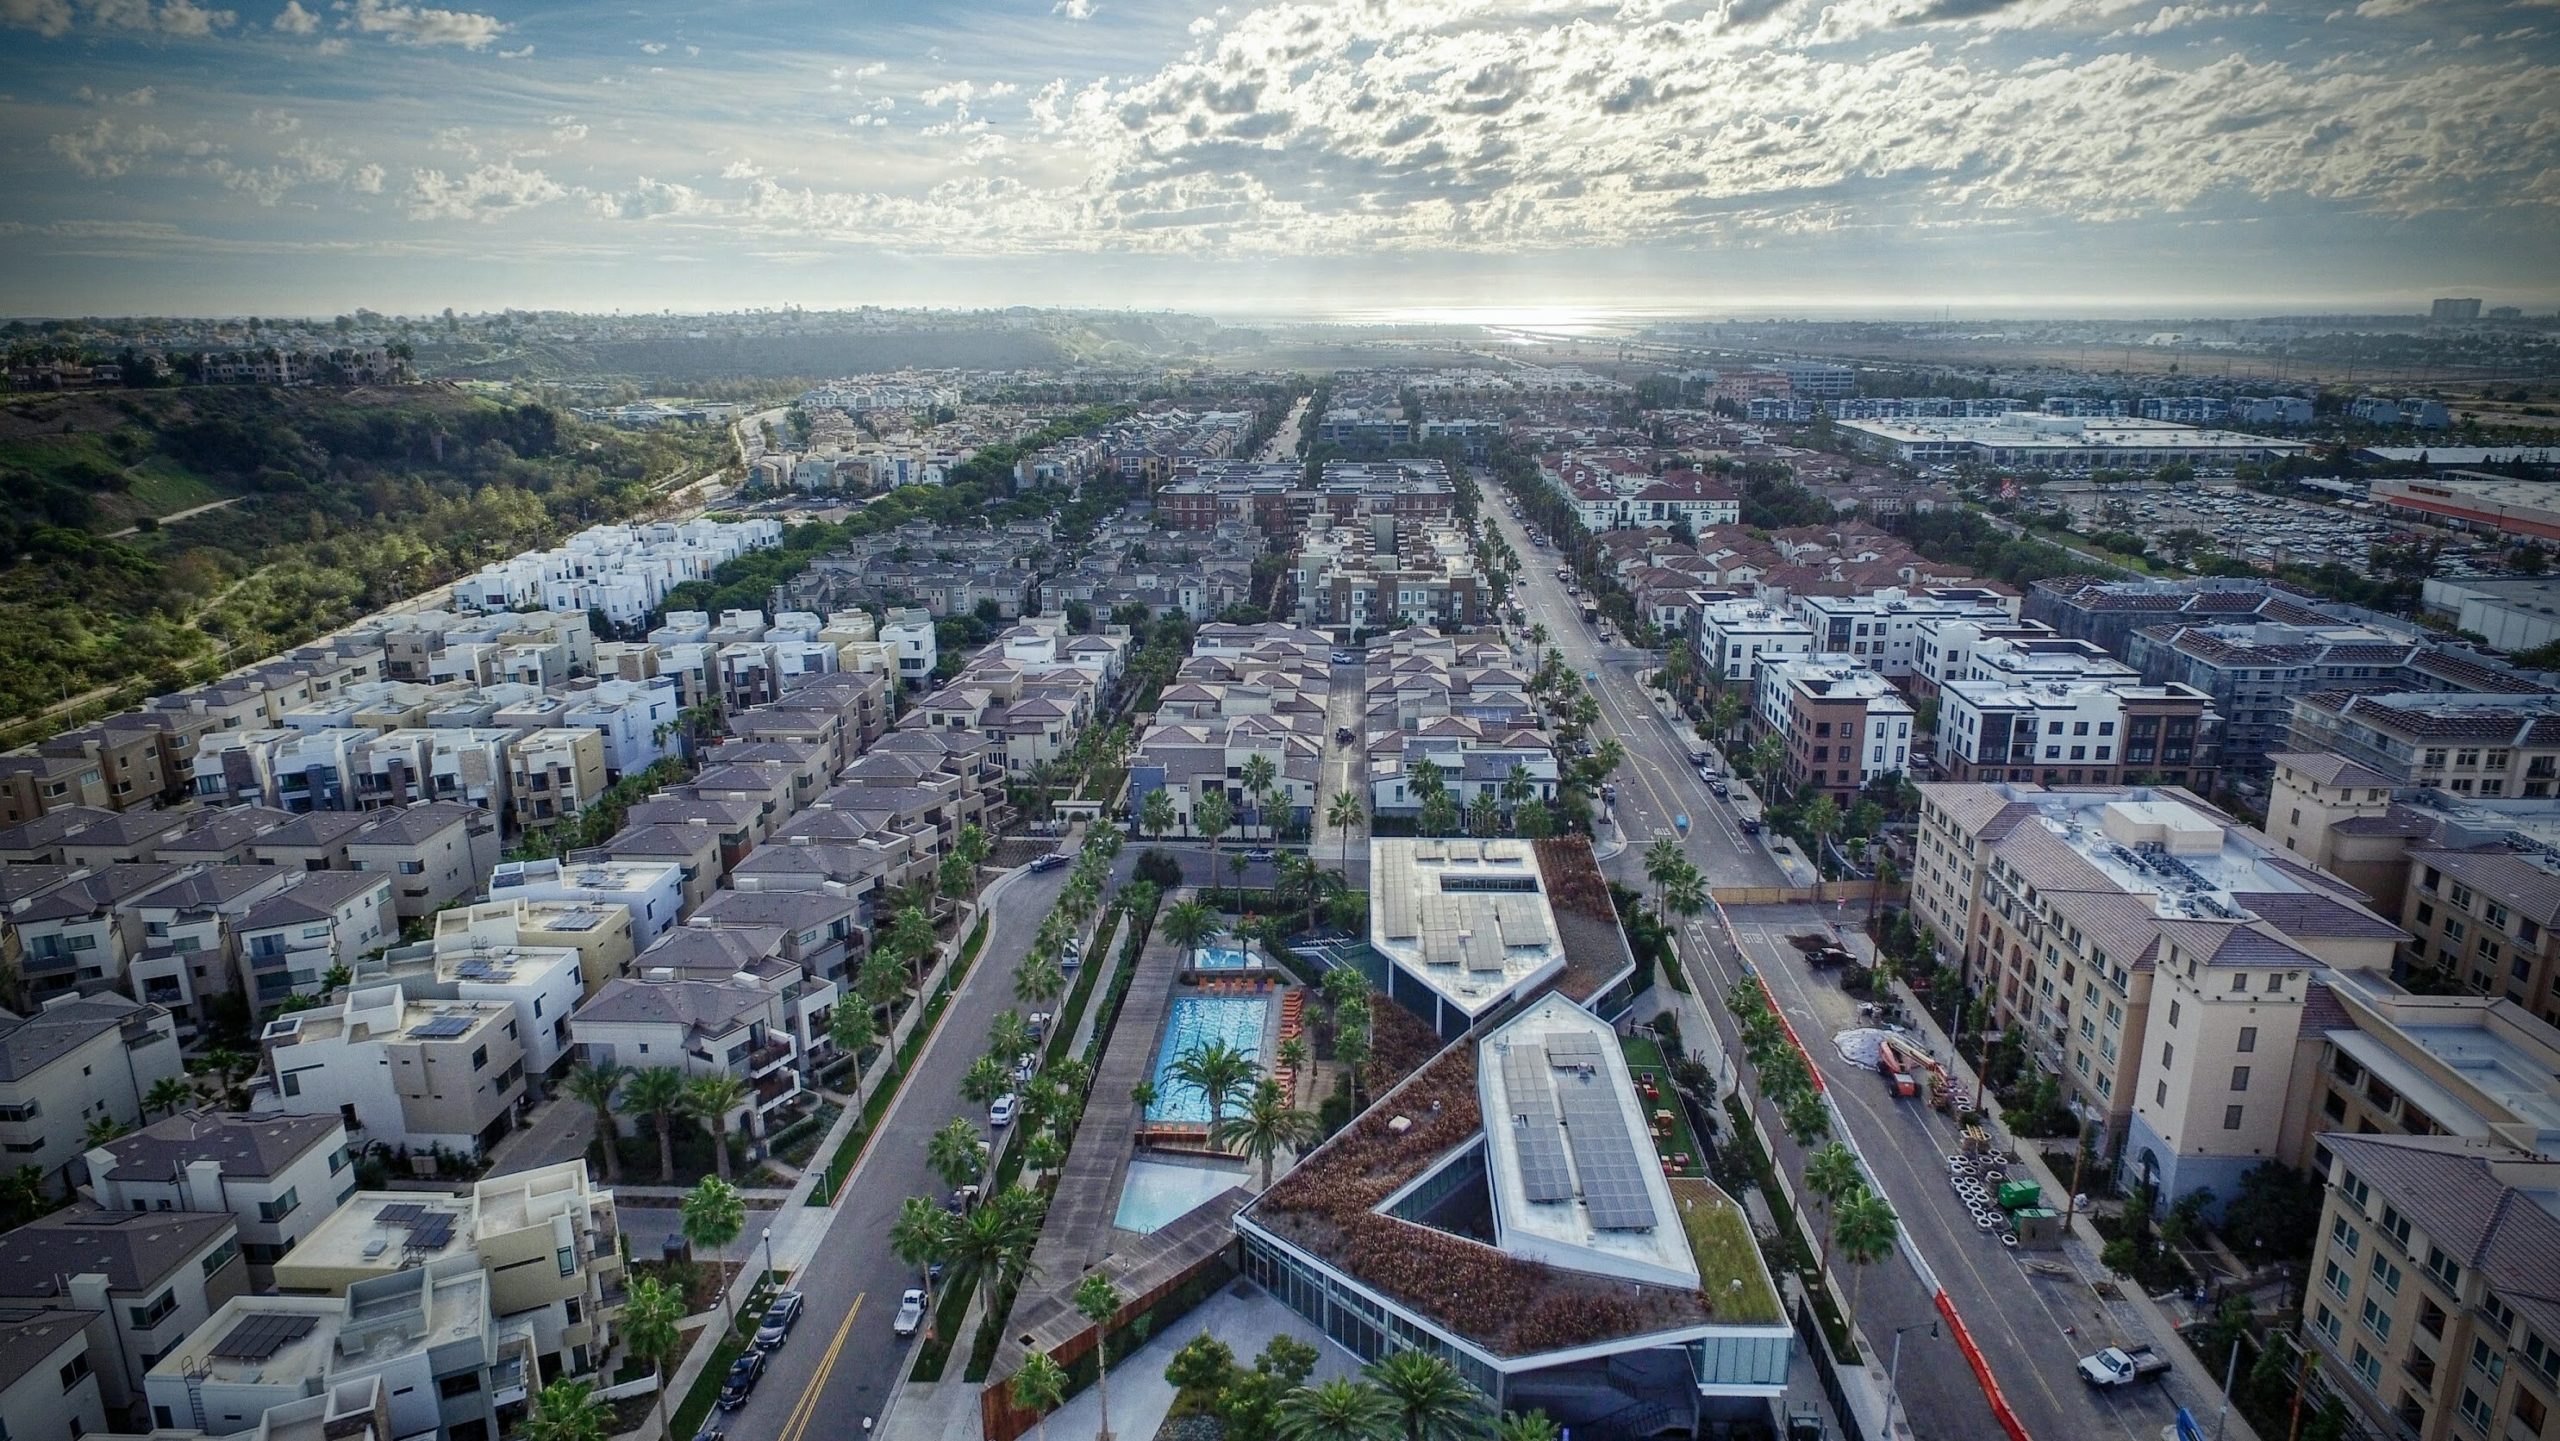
(518, 1379), (610, 1441)
(684, 1073), (750, 1183)
(83, 1116), (127, 1147)
(1278, 852), (1340, 935)
(939, 852), (975, 906)
(885, 905), (940, 982)
(1277, 1035), (1312, 1107)
(1335, 994), (1373, 1110)
(1197, 791), (1235, 891)
(1074, 1272), (1125, 1440)
(1167, 1331), (1240, 1401)
(1169, 1039), (1259, 1153)
(620, 1274), (687, 1438)
(859, 949), (909, 1014)
(1141, 786), (1177, 842)
(945, 1185), (1043, 1337)
(1644, 839), (1687, 918)
(1161, 898), (1220, 953)
(1418, 792), (1460, 838)
(1782, 1088), (1830, 1150)
(829, 1002), (876, 1069)
(1466, 791), (1501, 837)
(1010, 1350), (1068, 1441)
(1013, 955), (1066, 1009)
(564, 1063), (626, 1184)
(1216, 1077), (1319, 1188)
(1366, 1350), (1481, 1441)
(1801, 794), (1841, 860)
(1660, 862), (1706, 934)
(953, 823), (992, 893)
(624, 1067), (688, 1184)
(144, 1074), (196, 1120)
(1804, 1141), (1863, 1279)
(987, 1010), (1036, 1066)
(680, 1176), (748, 1277)
(1242, 754), (1280, 841)
(930, 1117), (987, 1191)
(1493, 1412), (1561, 1441)
(1513, 798), (1555, 839)
(1277, 1379), (1400, 1441)
(1326, 790), (1366, 878)
(890, 1195), (952, 1299)
(1833, 1186), (1899, 1339)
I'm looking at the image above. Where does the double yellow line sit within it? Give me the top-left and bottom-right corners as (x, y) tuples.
(773, 1291), (866, 1441)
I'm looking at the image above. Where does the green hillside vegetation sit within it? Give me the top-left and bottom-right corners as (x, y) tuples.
(0, 385), (725, 740)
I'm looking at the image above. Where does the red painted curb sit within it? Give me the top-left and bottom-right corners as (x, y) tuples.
(1935, 1289), (2032, 1441)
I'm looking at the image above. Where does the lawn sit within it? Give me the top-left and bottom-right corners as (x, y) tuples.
(1620, 1033), (1704, 1179)
(1667, 1178), (1781, 1324)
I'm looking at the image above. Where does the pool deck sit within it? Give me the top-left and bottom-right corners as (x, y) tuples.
(1142, 977), (1287, 1137)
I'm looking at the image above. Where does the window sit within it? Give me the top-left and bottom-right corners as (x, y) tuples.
(2238, 1026), (2257, 1053)
(2459, 1388), (2491, 1430)
(558, 1244), (577, 1277)
(2371, 1254), (2402, 1296)
(2169, 1000), (2182, 1027)
(2520, 1391), (2548, 1432)
(2354, 1343), (2383, 1387)
(2384, 1206), (2413, 1249)
(438, 1374), (482, 1400)
(2232, 972), (2249, 992)
(2224, 1104), (2246, 1130)
(2326, 1260), (2352, 1298)
(130, 1288), (179, 1329)
(2530, 1331), (2560, 1384)
(2470, 1336), (2506, 1382)
(2362, 1295), (2394, 1340)
(60, 1352), (90, 1392)
(2332, 1216), (2362, 1255)
(258, 1188), (300, 1222)
(2315, 1302), (2342, 1342)
(2426, 1245), (2464, 1291)
(2156, 1080), (2168, 1106)
(471, 1045), (488, 1071)
(2162, 1041), (2176, 1068)
(2231, 1065), (2252, 1093)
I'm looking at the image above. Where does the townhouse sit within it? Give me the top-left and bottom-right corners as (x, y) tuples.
(0, 994), (185, 1191)
(86, 1110), (356, 1284)
(254, 986), (527, 1156)
(0, 1206), (246, 1419)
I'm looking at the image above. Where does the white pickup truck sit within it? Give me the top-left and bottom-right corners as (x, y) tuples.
(2077, 1343), (2172, 1388)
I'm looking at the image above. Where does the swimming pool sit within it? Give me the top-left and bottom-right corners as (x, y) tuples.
(1193, 944), (1254, 970)
(1113, 1155), (1250, 1234)
(1146, 995), (1271, 1124)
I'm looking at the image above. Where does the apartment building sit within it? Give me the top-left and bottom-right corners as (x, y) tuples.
(268, 1162), (620, 1380)
(1910, 781), (2402, 1202)
(1786, 587), (2020, 680)
(1693, 600), (1816, 685)
(0, 1308), (108, 1441)
(0, 994), (185, 1191)
(146, 1269), (517, 1441)
(0, 1207), (247, 1417)
(2302, 1134), (2560, 1441)
(486, 858), (683, 945)
(0, 751), (108, 827)
(121, 863), (300, 1039)
(505, 729), (609, 833)
(343, 803), (503, 921)
(235, 871), (395, 1013)
(571, 970), (821, 1139)
(430, 898), (633, 998)
(86, 1110), (356, 1283)
(254, 987), (527, 1155)
(1936, 672), (2219, 790)
(2286, 692), (2560, 799)
(356, 938), (584, 1078)
(1753, 655), (1916, 800)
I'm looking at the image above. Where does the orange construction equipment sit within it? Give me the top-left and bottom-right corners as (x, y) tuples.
(1878, 1035), (1954, 1105)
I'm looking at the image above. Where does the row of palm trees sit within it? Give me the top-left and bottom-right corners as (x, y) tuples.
(562, 1061), (754, 1184)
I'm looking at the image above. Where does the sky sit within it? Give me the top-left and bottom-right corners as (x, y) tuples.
(2, 0), (2556, 319)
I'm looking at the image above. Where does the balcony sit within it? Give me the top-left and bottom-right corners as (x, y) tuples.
(747, 1038), (796, 1078)
(752, 1072), (799, 1110)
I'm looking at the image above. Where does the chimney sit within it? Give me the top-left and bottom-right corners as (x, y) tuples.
(185, 1157), (226, 1212)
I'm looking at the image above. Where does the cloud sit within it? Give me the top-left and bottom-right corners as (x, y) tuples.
(1053, 0), (1093, 16)
(721, 157), (762, 179)
(271, 0), (313, 29)
(405, 161), (563, 219)
(349, 161), (384, 192)
(49, 116), (186, 177)
(1, 0), (76, 35)
(588, 176), (711, 219)
(638, 39), (662, 52)
(341, 0), (504, 48)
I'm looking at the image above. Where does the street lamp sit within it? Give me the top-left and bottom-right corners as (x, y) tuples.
(1887, 1320), (1938, 1441)
(760, 1226), (776, 1290)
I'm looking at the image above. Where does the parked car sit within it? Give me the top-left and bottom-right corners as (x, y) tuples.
(1028, 852), (1069, 872)
(1013, 1057), (1038, 1088)
(753, 1291), (804, 1351)
(1026, 1011), (1052, 1042)
(1335, 726), (1354, 743)
(692, 1428), (725, 1441)
(894, 1288), (927, 1337)
(717, 1352), (765, 1410)
(1243, 848), (1276, 863)
(989, 1094), (1018, 1128)
(1708, 779), (1729, 798)
(2077, 1344), (2172, 1388)
(1739, 817), (1763, 836)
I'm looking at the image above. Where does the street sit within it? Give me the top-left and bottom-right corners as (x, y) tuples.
(1483, 490), (2207, 1441)
(720, 859), (1074, 1437)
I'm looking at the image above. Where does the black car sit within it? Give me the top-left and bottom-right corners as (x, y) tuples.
(1335, 726), (1354, 744)
(1028, 852), (1069, 872)
(717, 1352), (765, 1411)
(753, 1291), (804, 1351)
(692, 1428), (726, 1441)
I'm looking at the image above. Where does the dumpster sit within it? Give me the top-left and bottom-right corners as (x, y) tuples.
(1998, 1180), (2043, 1210)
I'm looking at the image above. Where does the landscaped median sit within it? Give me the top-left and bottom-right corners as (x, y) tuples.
(666, 1271), (790, 1441)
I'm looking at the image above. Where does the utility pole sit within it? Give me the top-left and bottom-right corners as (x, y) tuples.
(2214, 1335), (2242, 1441)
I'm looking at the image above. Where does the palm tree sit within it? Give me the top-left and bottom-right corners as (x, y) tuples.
(1277, 1378), (1400, 1441)
(1804, 1141), (1863, 1280)
(1160, 898), (1219, 953)
(885, 905), (940, 983)
(1242, 754), (1279, 840)
(962, 1054), (1012, 1108)
(929, 1117), (987, 1192)
(1009, 1350), (1068, 1441)
(198, 1047), (252, 1109)
(1418, 792), (1459, 838)
(1661, 861), (1706, 934)
(1140, 786), (1177, 842)
(144, 1074), (195, 1120)
(954, 823), (992, 893)
(1278, 852), (1340, 935)
(1024, 1129), (1067, 1180)
(829, 1002), (875, 1067)
(1276, 1035), (1311, 1107)
(680, 1176), (747, 1281)
(987, 1010), (1036, 1066)
(1074, 1272), (1123, 1441)
(683, 1073), (750, 1183)
(1833, 1186), (1900, 1339)
(890, 1194), (952, 1298)
(1130, 1079), (1158, 1112)
(1013, 955), (1065, 1009)
(1168, 1039), (1259, 1153)
(620, 1274), (686, 1437)
(1500, 762), (1535, 820)
(945, 1185), (1042, 1334)
(1407, 756), (1445, 806)
(563, 1063), (626, 1183)
(1196, 791), (1234, 897)
(938, 852), (975, 905)
(83, 1116), (127, 1147)
(1325, 789), (1366, 879)
(623, 1067), (688, 1184)
(1644, 839), (1686, 920)
(1367, 1350), (1480, 1441)
(1336, 995), (1373, 1111)
(518, 1378), (610, 1441)
(1216, 1078), (1318, 1188)
(1493, 1411), (1561, 1441)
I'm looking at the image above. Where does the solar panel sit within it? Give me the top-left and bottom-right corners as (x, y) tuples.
(375, 1202), (425, 1225)
(1543, 1032), (1605, 1067)
(1555, 1068), (1657, 1232)
(210, 1314), (317, 1360)
(408, 1215), (456, 1250)
(410, 1015), (473, 1039)
(1499, 1046), (1575, 1204)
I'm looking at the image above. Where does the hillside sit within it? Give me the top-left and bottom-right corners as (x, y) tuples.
(0, 384), (726, 741)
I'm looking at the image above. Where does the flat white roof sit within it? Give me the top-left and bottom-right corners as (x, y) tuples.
(1478, 992), (1697, 1289)
(1369, 838), (1565, 1018)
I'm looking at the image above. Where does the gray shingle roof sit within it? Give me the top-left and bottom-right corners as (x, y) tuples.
(0, 1207), (235, 1295)
(575, 977), (771, 1035)
(0, 1307), (99, 1376)
(0, 995), (159, 1082)
(94, 1109), (341, 1184)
